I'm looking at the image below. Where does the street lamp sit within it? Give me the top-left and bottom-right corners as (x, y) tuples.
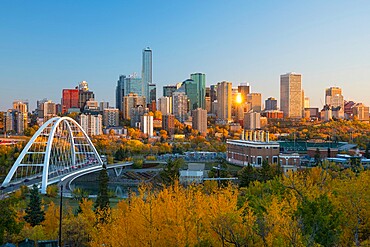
(59, 184), (63, 247)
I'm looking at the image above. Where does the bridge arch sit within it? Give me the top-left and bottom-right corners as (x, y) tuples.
(2, 117), (103, 193)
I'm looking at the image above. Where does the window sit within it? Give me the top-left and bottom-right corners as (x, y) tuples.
(257, 156), (262, 165)
(273, 156), (278, 164)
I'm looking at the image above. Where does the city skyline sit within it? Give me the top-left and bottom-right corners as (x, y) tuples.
(1, 1), (370, 110)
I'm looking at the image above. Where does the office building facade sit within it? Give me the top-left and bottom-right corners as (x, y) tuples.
(265, 97), (278, 111)
(217, 81), (232, 122)
(103, 108), (119, 127)
(190, 73), (206, 110)
(122, 93), (146, 120)
(192, 108), (207, 135)
(162, 114), (175, 135)
(172, 92), (188, 122)
(280, 73), (303, 118)
(142, 47), (152, 101)
(62, 89), (79, 113)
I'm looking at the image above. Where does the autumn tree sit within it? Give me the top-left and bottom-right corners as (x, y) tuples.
(0, 197), (23, 244)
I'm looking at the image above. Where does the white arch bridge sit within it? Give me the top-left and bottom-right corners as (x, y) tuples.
(1, 117), (105, 194)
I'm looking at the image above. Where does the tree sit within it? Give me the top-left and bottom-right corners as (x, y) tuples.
(159, 158), (184, 185)
(0, 197), (23, 244)
(238, 163), (256, 187)
(314, 148), (321, 166)
(297, 195), (341, 246)
(24, 184), (45, 227)
(94, 168), (110, 210)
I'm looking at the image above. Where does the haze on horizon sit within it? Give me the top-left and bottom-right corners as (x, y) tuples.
(1, 0), (370, 111)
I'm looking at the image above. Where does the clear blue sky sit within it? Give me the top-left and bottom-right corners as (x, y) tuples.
(1, 0), (370, 111)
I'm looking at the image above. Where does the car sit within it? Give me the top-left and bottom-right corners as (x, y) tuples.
(0, 186), (6, 190)
(24, 179), (30, 182)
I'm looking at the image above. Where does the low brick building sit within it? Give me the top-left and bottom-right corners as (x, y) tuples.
(227, 131), (279, 166)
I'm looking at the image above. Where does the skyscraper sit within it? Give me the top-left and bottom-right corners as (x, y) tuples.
(103, 108), (119, 127)
(78, 81), (95, 110)
(116, 74), (144, 111)
(238, 83), (250, 104)
(247, 93), (262, 112)
(62, 88), (79, 113)
(265, 97), (278, 111)
(192, 108), (207, 135)
(162, 114), (175, 135)
(325, 87), (344, 109)
(141, 113), (154, 137)
(190, 73), (206, 110)
(172, 92), (188, 122)
(183, 79), (198, 110)
(280, 73), (303, 118)
(217, 81), (232, 122)
(80, 113), (103, 136)
(122, 93), (146, 120)
(142, 47), (152, 101)
(158, 96), (172, 115)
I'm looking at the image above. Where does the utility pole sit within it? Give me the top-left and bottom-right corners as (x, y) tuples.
(59, 184), (63, 247)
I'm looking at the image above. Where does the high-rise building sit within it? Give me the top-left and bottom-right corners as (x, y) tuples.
(12, 101), (28, 134)
(163, 83), (181, 97)
(183, 79), (198, 110)
(130, 106), (149, 127)
(78, 81), (95, 110)
(265, 97), (278, 111)
(142, 47), (152, 101)
(42, 100), (57, 121)
(352, 103), (369, 122)
(13, 101), (28, 113)
(103, 108), (119, 127)
(172, 92), (188, 122)
(158, 96), (172, 115)
(192, 108), (207, 135)
(62, 88), (79, 113)
(217, 81), (232, 122)
(80, 113), (103, 136)
(190, 73), (206, 110)
(238, 83), (250, 104)
(304, 97), (310, 109)
(141, 113), (153, 137)
(280, 73), (303, 118)
(99, 102), (110, 111)
(116, 74), (144, 111)
(83, 98), (99, 112)
(162, 114), (175, 135)
(210, 85), (217, 103)
(5, 110), (27, 134)
(325, 87), (344, 108)
(122, 93), (146, 120)
(149, 83), (156, 102)
(244, 112), (261, 130)
(247, 93), (262, 112)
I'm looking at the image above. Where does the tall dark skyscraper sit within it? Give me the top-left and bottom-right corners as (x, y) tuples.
(190, 73), (206, 110)
(142, 47), (152, 102)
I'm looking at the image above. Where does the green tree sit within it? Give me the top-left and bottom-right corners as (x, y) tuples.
(160, 158), (184, 185)
(0, 197), (23, 244)
(94, 168), (110, 210)
(24, 184), (45, 227)
(238, 163), (256, 187)
(297, 194), (342, 246)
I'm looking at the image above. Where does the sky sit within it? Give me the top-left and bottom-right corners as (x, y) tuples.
(1, 0), (370, 111)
